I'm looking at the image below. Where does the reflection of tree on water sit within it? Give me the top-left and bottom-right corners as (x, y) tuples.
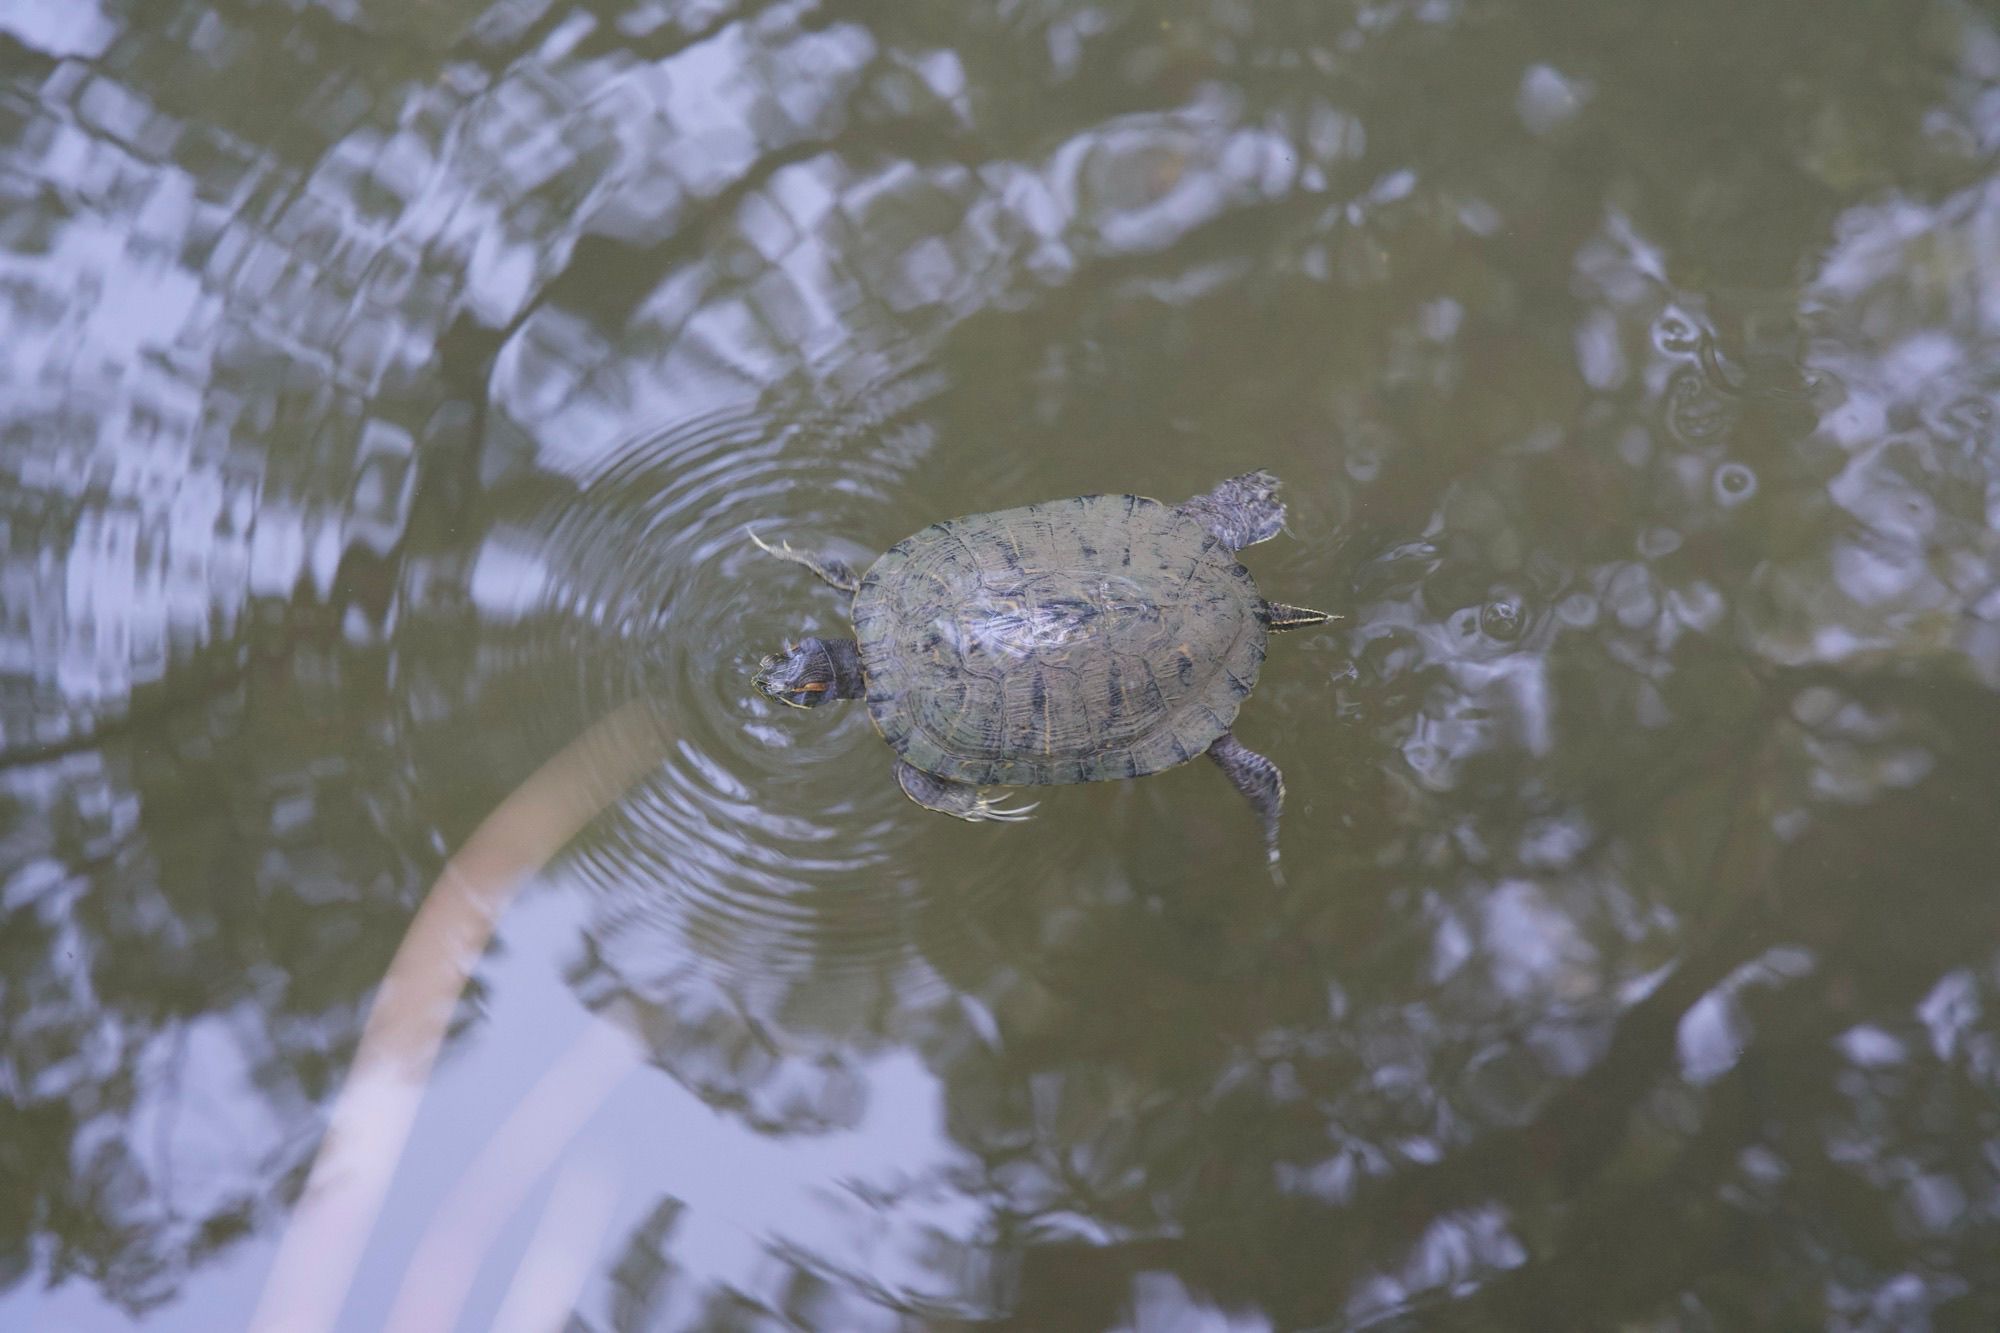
(936, 672), (2000, 1329)
(4, 0), (2000, 1326)
(0, 682), (431, 1310)
(559, 1), (2000, 1318)
(572, 660), (2000, 1328)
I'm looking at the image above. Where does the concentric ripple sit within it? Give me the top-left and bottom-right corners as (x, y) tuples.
(491, 364), (1112, 993)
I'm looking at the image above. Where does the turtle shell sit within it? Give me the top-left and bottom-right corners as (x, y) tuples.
(851, 493), (1268, 786)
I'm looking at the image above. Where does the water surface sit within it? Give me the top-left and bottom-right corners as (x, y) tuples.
(5, 0), (2000, 1327)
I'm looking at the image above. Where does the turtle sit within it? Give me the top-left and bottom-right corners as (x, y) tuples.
(749, 470), (1330, 870)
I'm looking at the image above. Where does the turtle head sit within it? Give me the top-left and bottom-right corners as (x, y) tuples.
(754, 635), (862, 709)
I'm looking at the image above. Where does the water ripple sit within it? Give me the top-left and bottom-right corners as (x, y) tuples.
(495, 366), (1098, 992)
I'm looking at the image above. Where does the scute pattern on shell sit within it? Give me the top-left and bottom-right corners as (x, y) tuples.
(852, 493), (1268, 786)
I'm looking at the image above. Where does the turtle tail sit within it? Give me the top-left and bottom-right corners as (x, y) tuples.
(1264, 602), (1335, 630)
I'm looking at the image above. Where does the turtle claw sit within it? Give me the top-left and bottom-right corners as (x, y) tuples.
(745, 526), (794, 561)
(972, 795), (1039, 822)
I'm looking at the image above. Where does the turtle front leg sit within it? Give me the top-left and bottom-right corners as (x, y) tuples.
(747, 527), (864, 594)
(1177, 470), (1287, 551)
(1208, 732), (1286, 880)
(895, 760), (1039, 823)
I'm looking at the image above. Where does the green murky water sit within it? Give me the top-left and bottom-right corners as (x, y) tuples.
(6, 1), (2000, 1327)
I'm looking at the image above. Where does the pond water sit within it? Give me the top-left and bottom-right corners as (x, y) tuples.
(5, 1), (2000, 1328)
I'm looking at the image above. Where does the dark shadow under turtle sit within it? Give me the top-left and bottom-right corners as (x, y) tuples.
(751, 471), (1330, 875)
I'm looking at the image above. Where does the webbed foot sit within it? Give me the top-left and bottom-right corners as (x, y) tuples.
(895, 760), (1039, 823)
(747, 527), (864, 594)
(1209, 731), (1286, 882)
(1177, 470), (1287, 552)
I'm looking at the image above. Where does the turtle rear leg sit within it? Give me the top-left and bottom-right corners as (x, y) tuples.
(895, 760), (1039, 823)
(747, 527), (864, 594)
(1177, 470), (1287, 551)
(1208, 732), (1286, 881)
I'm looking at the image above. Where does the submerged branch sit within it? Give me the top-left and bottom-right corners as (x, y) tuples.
(250, 702), (671, 1333)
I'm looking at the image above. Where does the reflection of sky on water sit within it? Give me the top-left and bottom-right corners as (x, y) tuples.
(0, 5), (117, 59)
(21, 886), (981, 1331)
(5, 0), (2000, 1326)
(362, 892), (984, 1330)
